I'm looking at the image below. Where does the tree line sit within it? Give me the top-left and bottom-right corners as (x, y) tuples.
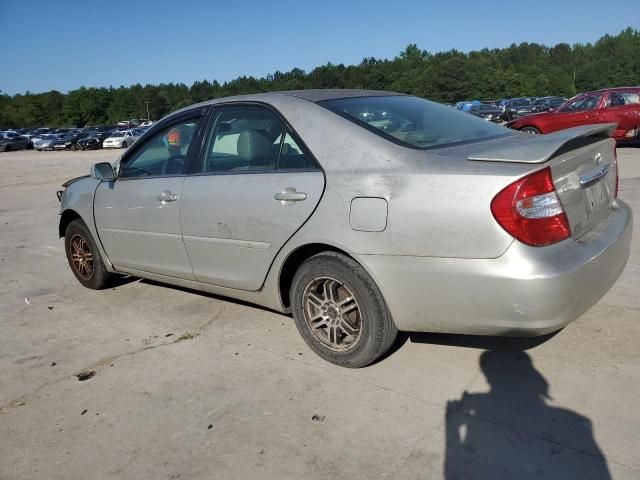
(1, 28), (638, 128)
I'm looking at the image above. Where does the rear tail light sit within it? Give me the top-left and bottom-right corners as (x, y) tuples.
(491, 167), (571, 247)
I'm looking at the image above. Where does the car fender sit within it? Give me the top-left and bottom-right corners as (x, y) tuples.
(59, 176), (115, 271)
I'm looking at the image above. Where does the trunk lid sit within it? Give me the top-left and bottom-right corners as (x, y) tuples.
(469, 123), (617, 239)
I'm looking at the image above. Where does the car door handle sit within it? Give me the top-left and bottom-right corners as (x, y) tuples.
(157, 191), (178, 202)
(274, 187), (307, 204)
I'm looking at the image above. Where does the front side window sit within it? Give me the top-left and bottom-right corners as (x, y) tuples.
(559, 94), (601, 113)
(119, 118), (199, 178)
(320, 95), (509, 149)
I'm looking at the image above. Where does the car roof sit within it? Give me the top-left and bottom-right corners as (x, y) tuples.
(587, 86), (640, 95)
(186, 89), (403, 109)
(270, 89), (403, 102)
(166, 89), (407, 122)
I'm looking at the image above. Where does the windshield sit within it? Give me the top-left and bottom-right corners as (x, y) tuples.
(477, 104), (496, 111)
(319, 95), (509, 149)
(511, 99), (531, 107)
(110, 132), (124, 138)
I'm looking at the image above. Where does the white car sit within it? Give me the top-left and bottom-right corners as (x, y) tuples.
(102, 130), (139, 149)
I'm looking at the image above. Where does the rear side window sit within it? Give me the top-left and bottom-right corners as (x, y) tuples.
(606, 91), (640, 107)
(319, 95), (509, 149)
(203, 106), (319, 173)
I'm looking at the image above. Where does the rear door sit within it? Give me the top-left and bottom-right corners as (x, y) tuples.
(180, 104), (325, 291)
(600, 90), (640, 140)
(94, 112), (205, 278)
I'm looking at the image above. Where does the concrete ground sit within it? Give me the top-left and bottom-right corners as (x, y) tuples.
(0, 146), (639, 480)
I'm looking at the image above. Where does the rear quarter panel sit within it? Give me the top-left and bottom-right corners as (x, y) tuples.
(267, 96), (532, 259)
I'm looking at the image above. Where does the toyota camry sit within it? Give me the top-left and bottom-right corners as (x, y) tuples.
(57, 90), (632, 367)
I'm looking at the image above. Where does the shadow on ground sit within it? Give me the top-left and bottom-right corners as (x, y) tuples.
(443, 349), (611, 479)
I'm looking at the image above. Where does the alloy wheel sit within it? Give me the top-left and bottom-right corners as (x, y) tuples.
(302, 276), (362, 352)
(70, 234), (94, 280)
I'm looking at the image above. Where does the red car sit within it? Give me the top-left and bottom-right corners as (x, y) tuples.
(507, 87), (640, 143)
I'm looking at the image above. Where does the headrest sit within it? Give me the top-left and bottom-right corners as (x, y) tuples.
(237, 130), (272, 162)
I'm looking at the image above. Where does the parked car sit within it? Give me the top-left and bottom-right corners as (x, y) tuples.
(502, 98), (534, 121)
(57, 90), (631, 368)
(0, 131), (32, 151)
(34, 134), (60, 151)
(507, 87), (640, 140)
(102, 129), (139, 149)
(531, 96), (567, 113)
(455, 100), (482, 112)
(78, 131), (113, 150)
(469, 104), (503, 122)
(53, 132), (91, 151)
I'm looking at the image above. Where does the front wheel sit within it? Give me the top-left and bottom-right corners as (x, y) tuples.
(290, 252), (398, 368)
(122, 141), (127, 148)
(520, 126), (541, 134)
(64, 219), (114, 289)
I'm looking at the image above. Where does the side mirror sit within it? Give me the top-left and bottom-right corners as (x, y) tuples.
(90, 162), (116, 181)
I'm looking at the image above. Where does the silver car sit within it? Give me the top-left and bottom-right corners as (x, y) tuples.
(57, 90), (632, 367)
(34, 134), (60, 151)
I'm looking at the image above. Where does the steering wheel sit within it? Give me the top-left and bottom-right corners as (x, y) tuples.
(162, 155), (187, 175)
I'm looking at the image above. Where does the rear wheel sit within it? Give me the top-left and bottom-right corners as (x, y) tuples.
(520, 126), (541, 134)
(71, 144), (77, 151)
(122, 141), (127, 148)
(4, 145), (11, 152)
(64, 219), (114, 289)
(290, 252), (398, 368)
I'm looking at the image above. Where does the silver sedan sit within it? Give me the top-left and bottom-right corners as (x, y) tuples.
(57, 90), (632, 367)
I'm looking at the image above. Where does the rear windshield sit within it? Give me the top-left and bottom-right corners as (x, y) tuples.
(319, 95), (509, 149)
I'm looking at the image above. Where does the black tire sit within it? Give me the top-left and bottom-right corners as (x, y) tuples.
(122, 141), (127, 148)
(290, 252), (398, 368)
(64, 219), (114, 289)
(26, 142), (33, 150)
(71, 144), (77, 151)
(520, 126), (541, 134)
(4, 145), (11, 152)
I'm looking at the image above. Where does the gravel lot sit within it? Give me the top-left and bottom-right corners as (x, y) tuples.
(1, 146), (639, 479)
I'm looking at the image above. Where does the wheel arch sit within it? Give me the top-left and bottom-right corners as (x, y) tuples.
(518, 124), (543, 134)
(59, 209), (83, 238)
(278, 243), (354, 310)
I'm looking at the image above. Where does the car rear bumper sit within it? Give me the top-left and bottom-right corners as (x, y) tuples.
(355, 200), (632, 336)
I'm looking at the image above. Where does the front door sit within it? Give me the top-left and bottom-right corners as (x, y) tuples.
(94, 115), (203, 278)
(180, 105), (325, 291)
(549, 93), (603, 131)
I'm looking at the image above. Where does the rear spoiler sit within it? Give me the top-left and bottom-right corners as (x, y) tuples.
(468, 123), (616, 164)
